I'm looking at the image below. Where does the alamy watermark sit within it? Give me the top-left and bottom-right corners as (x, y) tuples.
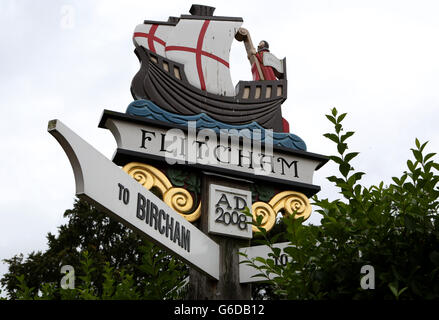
(60, 265), (75, 289)
(142, 121), (280, 177)
(360, 265), (375, 290)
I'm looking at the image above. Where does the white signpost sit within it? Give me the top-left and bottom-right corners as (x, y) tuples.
(47, 4), (329, 300)
(239, 242), (292, 283)
(48, 119), (220, 280)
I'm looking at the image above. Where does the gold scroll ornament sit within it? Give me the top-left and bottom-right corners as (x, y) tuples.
(251, 191), (312, 233)
(122, 162), (201, 222)
(123, 162), (311, 232)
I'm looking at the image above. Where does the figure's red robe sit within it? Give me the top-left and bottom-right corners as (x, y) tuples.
(251, 51), (290, 133)
(251, 51), (277, 81)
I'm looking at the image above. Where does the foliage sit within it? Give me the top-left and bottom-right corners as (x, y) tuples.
(251, 184), (275, 202)
(242, 108), (439, 299)
(1, 199), (187, 300)
(167, 167), (201, 207)
(167, 168), (200, 195)
(11, 248), (186, 300)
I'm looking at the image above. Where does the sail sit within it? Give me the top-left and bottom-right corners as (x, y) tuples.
(133, 23), (173, 57)
(165, 19), (242, 96)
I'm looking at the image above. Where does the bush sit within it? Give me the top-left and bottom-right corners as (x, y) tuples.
(10, 246), (187, 300)
(244, 108), (439, 299)
(1, 200), (187, 300)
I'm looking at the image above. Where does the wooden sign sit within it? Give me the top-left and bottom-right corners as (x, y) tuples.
(48, 119), (220, 280)
(99, 112), (327, 196)
(208, 184), (252, 239)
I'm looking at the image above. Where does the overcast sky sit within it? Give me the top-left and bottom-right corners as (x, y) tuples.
(1, 0), (438, 290)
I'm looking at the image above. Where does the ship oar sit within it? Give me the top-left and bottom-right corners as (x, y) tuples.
(235, 27), (265, 81)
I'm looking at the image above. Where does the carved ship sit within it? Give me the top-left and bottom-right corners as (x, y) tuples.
(131, 5), (287, 132)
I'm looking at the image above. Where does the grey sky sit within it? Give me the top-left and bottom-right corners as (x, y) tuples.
(1, 0), (438, 291)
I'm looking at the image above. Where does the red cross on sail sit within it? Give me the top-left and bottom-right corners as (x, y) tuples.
(165, 19), (242, 97)
(133, 23), (172, 57)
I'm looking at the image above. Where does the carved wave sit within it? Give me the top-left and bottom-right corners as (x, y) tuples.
(126, 99), (307, 151)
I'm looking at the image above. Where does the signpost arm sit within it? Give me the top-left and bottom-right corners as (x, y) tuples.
(48, 119), (220, 280)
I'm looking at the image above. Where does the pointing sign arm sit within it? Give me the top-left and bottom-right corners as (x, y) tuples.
(239, 242), (291, 283)
(48, 119), (219, 280)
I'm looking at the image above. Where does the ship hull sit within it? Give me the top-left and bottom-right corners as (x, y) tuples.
(131, 46), (286, 132)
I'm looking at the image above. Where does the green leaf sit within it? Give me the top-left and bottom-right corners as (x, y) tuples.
(407, 160), (416, 172)
(254, 257), (267, 264)
(327, 175), (345, 185)
(344, 152), (359, 163)
(323, 133), (339, 144)
(424, 153), (436, 163)
(272, 247), (281, 257)
(354, 184), (362, 196)
(412, 149), (423, 163)
(337, 143), (348, 155)
(392, 177), (401, 186)
(415, 138), (420, 149)
(335, 124), (342, 134)
(388, 282), (398, 297)
(420, 141), (429, 153)
(347, 173), (360, 187)
(340, 163), (351, 177)
(353, 172), (365, 181)
(337, 113), (347, 123)
(340, 131), (355, 143)
(325, 115), (337, 124)
(329, 156), (344, 165)
(400, 174), (408, 184)
(331, 107), (338, 117)
(266, 259), (276, 269)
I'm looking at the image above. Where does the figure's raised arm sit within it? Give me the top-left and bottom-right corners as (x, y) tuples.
(235, 28), (265, 80)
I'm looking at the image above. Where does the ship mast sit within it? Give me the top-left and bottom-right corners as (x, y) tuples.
(235, 28), (265, 80)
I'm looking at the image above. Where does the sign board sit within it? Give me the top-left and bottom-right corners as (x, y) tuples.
(208, 184), (252, 239)
(102, 116), (324, 189)
(239, 242), (292, 283)
(48, 119), (220, 280)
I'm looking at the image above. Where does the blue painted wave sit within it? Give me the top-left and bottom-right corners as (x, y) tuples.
(126, 100), (307, 151)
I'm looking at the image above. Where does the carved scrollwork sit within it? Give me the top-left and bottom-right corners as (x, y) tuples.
(163, 188), (201, 222)
(270, 191), (312, 219)
(251, 191), (312, 233)
(251, 201), (277, 233)
(123, 162), (201, 222)
(123, 162), (171, 194)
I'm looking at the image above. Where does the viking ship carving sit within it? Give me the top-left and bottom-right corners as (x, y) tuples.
(131, 4), (289, 133)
